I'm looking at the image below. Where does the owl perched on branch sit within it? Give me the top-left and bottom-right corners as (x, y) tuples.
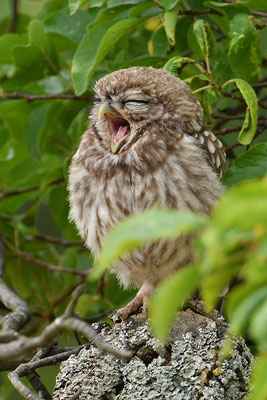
(68, 67), (225, 321)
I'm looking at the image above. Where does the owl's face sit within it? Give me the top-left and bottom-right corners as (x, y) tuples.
(90, 67), (203, 154)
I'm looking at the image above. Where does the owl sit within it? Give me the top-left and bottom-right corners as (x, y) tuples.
(68, 67), (226, 321)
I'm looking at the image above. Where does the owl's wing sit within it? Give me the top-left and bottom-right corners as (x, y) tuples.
(193, 130), (226, 181)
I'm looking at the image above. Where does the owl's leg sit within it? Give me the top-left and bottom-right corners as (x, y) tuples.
(112, 280), (155, 322)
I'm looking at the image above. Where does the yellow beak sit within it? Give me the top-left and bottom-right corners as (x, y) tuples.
(98, 101), (116, 119)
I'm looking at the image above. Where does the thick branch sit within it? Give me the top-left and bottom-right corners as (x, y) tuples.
(0, 316), (133, 362)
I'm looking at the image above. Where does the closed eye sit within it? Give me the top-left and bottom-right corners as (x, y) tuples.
(124, 99), (149, 105)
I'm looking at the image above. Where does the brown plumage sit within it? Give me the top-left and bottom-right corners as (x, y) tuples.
(68, 67), (226, 320)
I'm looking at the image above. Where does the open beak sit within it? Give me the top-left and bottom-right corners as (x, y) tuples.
(98, 101), (130, 154)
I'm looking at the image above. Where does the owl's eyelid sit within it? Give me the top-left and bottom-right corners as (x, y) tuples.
(124, 99), (149, 104)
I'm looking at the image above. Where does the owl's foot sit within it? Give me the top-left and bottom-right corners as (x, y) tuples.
(111, 281), (155, 323)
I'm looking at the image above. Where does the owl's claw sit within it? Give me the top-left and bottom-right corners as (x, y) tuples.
(110, 280), (154, 323)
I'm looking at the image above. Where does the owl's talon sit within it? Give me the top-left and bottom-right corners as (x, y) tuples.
(110, 280), (154, 323)
(110, 309), (124, 324)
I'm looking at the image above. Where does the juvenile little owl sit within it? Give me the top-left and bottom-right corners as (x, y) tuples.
(68, 67), (226, 320)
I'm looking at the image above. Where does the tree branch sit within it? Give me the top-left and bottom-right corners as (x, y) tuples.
(180, 8), (223, 17)
(8, 346), (84, 400)
(222, 89), (267, 110)
(26, 277), (87, 335)
(8, 0), (19, 33)
(25, 234), (84, 248)
(0, 177), (65, 199)
(225, 126), (266, 153)
(0, 239), (30, 332)
(0, 91), (91, 102)
(2, 237), (89, 277)
(215, 120), (267, 136)
(0, 315), (133, 363)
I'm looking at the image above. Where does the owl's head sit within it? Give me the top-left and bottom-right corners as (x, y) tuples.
(91, 67), (203, 154)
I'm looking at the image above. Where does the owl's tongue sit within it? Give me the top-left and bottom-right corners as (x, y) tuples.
(114, 125), (130, 144)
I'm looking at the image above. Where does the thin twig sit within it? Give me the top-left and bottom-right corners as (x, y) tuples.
(25, 276), (87, 335)
(215, 120), (267, 136)
(180, 8), (223, 17)
(8, 0), (19, 33)
(215, 125), (243, 136)
(0, 177), (65, 199)
(0, 346), (83, 371)
(251, 10), (267, 18)
(2, 236), (89, 277)
(0, 91), (91, 102)
(65, 285), (86, 317)
(80, 307), (115, 323)
(251, 81), (267, 89)
(25, 234), (84, 248)
(222, 90), (267, 110)
(225, 126), (266, 153)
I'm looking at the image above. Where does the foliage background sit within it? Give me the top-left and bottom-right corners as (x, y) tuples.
(0, 0), (266, 398)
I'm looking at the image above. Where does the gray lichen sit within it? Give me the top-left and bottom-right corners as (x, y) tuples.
(53, 308), (253, 400)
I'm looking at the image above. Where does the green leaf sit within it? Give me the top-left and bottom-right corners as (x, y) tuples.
(162, 4), (180, 45)
(164, 56), (198, 77)
(237, 0), (267, 13)
(250, 297), (267, 348)
(234, 79), (258, 144)
(223, 78), (258, 145)
(150, 265), (200, 341)
(248, 356), (267, 400)
(24, 104), (50, 161)
(44, 9), (94, 43)
(72, 18), (141, 95)
(108, 0), (147, 6)
(49, 185), (70, 229)
(68, 0), (89, 15)
(230, 286), (267, 334)
(152, 26), (170, 56)
(193, 19), (213, 60)
(224, 143), (267, 185)
(209, 178), (267, 235)
(92, 209), (205, 280)
(29, 19), (51, 56)
(163, 0), (180, 10)
(228, 14), (262, 80)
(12, 19), (58, 77)
(0, 34), (27, 64)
